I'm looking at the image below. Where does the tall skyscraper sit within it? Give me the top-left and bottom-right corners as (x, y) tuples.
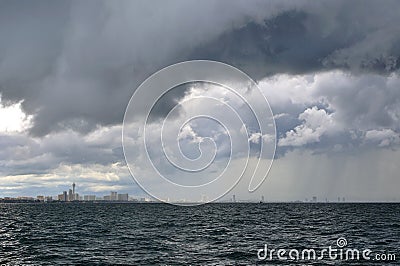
(68, 189), (73, 201)
(72, 183), (75, 196)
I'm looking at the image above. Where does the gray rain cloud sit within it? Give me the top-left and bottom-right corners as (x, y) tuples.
(1, 0), (400, 136)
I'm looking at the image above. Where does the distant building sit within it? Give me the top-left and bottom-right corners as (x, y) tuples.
(139, 197), (149, 202)
(84, 195), (96, 201)
(104, 195), (111, 201)
(232, 195), (236, 203)
(63, 191), (68, 201)
(45, 196), (53, 202)
(57, 194), (64, 201)
(110, 192), (117, 201)
(68, 189), (73, 201)
(37, 195), (45, 202)
(17, 196), (35, 201)
(117, 193), (128, 201)
(312, 196), (317, 202)
(261, 196), (265, 202)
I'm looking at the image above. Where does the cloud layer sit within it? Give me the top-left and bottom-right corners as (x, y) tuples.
(1, 0), (400, 136)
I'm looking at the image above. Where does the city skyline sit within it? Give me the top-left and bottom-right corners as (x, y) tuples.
(0, 184), (378, 204)
(0, 182), (143, 203)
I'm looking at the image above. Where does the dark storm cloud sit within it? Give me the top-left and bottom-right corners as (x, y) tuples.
(1, 0), (400, 137)
(0, 0), (71, 102)
(0, 0), (279, 136)
(194, 4), (400, 79)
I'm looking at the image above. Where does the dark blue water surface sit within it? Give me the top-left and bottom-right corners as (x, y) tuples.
(0, 203), (399, 265)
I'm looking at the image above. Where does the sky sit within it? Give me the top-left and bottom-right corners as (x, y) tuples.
(0, 0), (399, 202)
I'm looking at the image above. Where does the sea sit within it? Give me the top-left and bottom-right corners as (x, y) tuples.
(0, 203), (398, 265)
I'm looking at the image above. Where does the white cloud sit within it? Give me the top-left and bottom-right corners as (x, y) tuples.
(178, 124), (203, 143)
(257, 71), (400, 152)
(259, 74), (318, 107)
(248, 132), (262, 144)
(0, 97), (32, 133)
(273, 113), (289, 119)
(279, 106), (337, 147)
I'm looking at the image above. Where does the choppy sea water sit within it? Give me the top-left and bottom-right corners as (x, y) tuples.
(0, 203), (398, 265)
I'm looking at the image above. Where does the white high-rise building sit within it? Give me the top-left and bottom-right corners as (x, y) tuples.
(117, 193), (128, 201)
(68, 189), (73, 201)
(110, 192), (117, 201)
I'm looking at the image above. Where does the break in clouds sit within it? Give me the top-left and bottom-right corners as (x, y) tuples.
(0, 0), (399, 201)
